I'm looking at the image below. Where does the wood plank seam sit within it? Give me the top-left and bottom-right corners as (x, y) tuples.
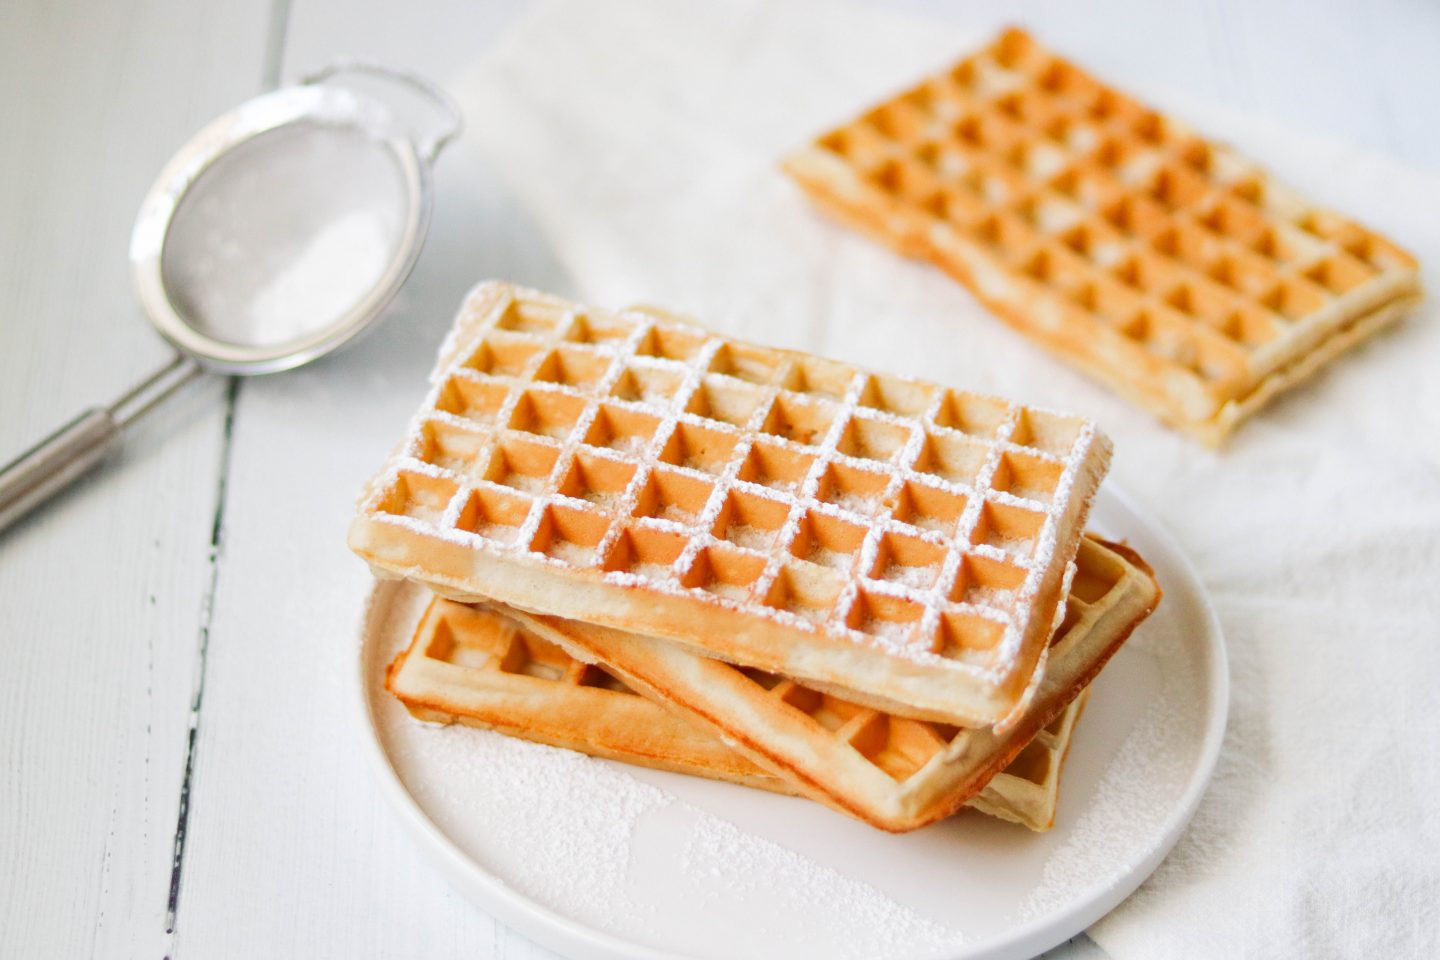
(161, 7), (293, 949)
(161, 377), (240, 951)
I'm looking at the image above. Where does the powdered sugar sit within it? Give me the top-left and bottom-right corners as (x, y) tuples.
(390, 720), (670, 932)
(161, 120), (402, 348)
(354, 283), (1110, 706)
(1018, 621), (1205, 921)
(681, 817), (964, 959)
(243, 206), (394, 343)
(364, 456), (1224, 954)
(374, 582), (968, 954)
(390, 715), (969, 955)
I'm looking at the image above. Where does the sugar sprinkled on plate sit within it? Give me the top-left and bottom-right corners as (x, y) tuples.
(683, 818), (964, 959)
(1018, 619), (1201, 922)
(387, 707), (967, 955)
(374, 582), (966, 954)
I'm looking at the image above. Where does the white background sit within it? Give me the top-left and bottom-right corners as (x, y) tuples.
(2, 1), (1436, 957)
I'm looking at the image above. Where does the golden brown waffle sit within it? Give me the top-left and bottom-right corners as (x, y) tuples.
(513, 535), (1158, 831)
(389, 595), (1094, 832)
(351, 282), (1112, 726)
(784, 28), (1422, 446)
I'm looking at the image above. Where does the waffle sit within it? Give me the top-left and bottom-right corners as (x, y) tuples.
(389, 595), (1095, 832)
(350, 281), (1112, 726)
(512, 535), (1158, 831)
(784, 28), (1422, 446)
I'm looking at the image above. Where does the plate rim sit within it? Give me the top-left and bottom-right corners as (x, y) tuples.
(354, 482), (1229, 960)
(955, 483), (1229, 959)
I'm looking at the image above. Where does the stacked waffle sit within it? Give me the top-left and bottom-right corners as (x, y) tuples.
(351, 282), (1161, 831)
(785, 28), (1422, 445)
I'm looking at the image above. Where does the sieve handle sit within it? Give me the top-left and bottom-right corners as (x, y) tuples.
(301, 60), (463, 163)
(0, 354), (200, 536)
(0, 408), (120, 535)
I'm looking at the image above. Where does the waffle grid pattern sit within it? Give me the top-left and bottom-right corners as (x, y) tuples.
(738, 538), (1123, 784)
(423, 598), (637, 693)
(361, 285), (1108, 680)
(395, 594), (1087, 830)
(516, 533), (1156, 828)
(785, 28), (1420, 442)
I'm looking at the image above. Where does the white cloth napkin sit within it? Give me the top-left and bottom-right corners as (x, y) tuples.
(455, 1), (1440, 955)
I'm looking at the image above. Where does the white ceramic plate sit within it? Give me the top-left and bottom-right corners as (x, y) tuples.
(357, 484), (1227, 960)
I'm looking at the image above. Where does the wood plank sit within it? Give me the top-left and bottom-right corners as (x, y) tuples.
(0, 1), (271, 958)
(169, 1), (568, 955)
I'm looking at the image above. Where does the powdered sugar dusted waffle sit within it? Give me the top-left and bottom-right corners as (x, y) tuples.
(389, 594), (1098, 832)
(512, 535), (1157, 832)
(784, 28), (1422, 446)
(351, 282), (1112, 726)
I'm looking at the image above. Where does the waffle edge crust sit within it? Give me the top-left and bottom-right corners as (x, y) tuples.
(387, 596), (1093, 832)
(350, 281), (1112, 727)
(783, 27), (1422, 446)
(505, 535), (1159, 831)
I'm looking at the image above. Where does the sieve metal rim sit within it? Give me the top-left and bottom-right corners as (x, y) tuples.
(128, 81), (431, 374)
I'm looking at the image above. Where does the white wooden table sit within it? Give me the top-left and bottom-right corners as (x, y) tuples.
(2, 1), (1435, 957)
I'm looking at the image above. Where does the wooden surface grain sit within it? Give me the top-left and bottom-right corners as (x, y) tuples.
(0, 3), (270, 958)
(1, 0), (1434, 957)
